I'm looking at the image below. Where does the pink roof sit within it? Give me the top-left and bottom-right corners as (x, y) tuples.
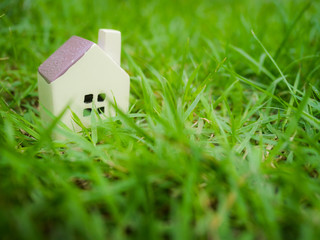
(38, 36), (94, 83)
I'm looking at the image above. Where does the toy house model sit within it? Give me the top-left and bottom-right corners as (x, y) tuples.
(38, 29), (130, 131)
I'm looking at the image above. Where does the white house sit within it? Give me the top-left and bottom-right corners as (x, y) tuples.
(38, 29), (130, 132)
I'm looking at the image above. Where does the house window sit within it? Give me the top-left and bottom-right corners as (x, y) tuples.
(98, 107), (105, 114)
(97, 93), (106, 102)
(83, 108), (92, 117)
(83, 93), (106, 117)
(84, 94), (93, 103)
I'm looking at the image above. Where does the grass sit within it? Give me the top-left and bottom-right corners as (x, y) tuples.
(1, 0), (320, 239)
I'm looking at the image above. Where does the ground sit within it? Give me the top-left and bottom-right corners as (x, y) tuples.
(0, 0), (320, 239)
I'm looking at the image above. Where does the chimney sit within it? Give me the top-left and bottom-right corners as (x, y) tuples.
(98, 29), (121, 65)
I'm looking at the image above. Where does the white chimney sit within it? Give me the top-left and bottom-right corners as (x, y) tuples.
(98, 29), (121, 65)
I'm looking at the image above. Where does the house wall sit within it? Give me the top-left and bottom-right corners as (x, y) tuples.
(38, 44), (130, 132)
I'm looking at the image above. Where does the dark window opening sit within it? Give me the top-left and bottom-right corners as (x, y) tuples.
(97, 93), (106, 102)
(83, 108), (92, 117)
(84, 94), (93, 103)
(98, 107), (105, 114)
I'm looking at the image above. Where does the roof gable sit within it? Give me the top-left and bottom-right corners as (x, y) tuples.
(38, 36), (94, 84)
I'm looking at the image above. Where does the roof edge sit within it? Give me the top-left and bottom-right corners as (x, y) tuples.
(38, 36), (94, 84)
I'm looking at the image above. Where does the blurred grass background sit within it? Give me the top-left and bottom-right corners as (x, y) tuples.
(1, 0), (320, 239)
